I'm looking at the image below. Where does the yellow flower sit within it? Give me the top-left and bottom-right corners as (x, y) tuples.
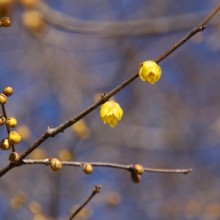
(139, 60), (162, 84)
(100, 100), (123, 127)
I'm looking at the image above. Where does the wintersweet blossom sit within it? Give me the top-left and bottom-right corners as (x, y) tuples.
(100, 100), (123, 128)
(139, 61), (162, 84)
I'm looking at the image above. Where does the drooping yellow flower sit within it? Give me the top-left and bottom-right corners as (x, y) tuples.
(139, 60), (162, 84)
(100, 100), (123, 127)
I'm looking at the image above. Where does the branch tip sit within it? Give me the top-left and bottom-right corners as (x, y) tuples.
(93, 185), (102, 193)
(69, 184), (101, 220)
(183, 168), (193, 174)
(46, 126), (56, 137)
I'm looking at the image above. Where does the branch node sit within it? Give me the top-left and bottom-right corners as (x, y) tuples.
(200, 25), (206, 31)
(46, 126), (56, 137)
(93, 185), (102, 193)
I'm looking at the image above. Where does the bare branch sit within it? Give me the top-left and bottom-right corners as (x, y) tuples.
(69, 185), (102, 220)
(22, 159), (192, 174)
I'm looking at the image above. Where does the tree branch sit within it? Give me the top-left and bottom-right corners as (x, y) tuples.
(69, 185), (101, 220)
(21, 159), (192, 174)
(0, 4), (219, 178)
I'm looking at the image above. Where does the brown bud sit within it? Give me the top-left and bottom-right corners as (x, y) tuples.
(1, 17), (11, 27)
(0, 138), (10, 150)
(130, 171), (141, 184)
(82, 163), (93, 175)
(0, 116), (6, 126)
(6, 117), (17, 128)
(8, 131), (21, 144)
(9, 152), (20, 163)
(132, 164), (144, 175)
(3, 86), (13, 96)
(0, 93), (7, 104)
(50, 158), (62, 172)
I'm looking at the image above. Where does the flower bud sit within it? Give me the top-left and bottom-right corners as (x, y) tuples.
(9, 152), (20, 163)
(8, 131), (21, 144)
(82, 163), (93, 175)
(139, 61), (162, 84)
(130, 171), (141, 184)
(50, 158), (62, 172)
(0, 138), (10, 150)
(6, 117), (17, 128)
(100, 100), (123, 128)
(132, 164), (144, 175)
(0, 93), (7, 104)
(1, 17), (11, 27)
(3, 86), (13, 96)
(0, 116), (6, 126)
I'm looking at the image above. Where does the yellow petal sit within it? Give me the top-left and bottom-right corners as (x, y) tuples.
(100, 100), (123, 127)
(138, 60), (162, 84)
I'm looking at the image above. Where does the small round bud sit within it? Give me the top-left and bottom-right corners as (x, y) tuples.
(82, 163), (93, 175)
(50, 158), (62, 172)
(1, 17), (11, 27)
(0, 93), (7, 104)
(130, 171), (141, 184)
(9, 152), (20, 163)
(0, 116), (6, 126)
(132, 164), (144, 175)
(8, 131), (21, 144)
(3, 86), (13, 96)
(6, 117), (17, 128)
(0, 138), (10, 150)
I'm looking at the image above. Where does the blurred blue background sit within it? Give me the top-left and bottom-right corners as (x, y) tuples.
(0, 0), (220, 219)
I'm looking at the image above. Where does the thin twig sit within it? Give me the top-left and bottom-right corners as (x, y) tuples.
(69, 185), (101, 220)
(1, 105), (15, 152)
(21, 159), (192, 174)
(0, 4), (219, 178)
